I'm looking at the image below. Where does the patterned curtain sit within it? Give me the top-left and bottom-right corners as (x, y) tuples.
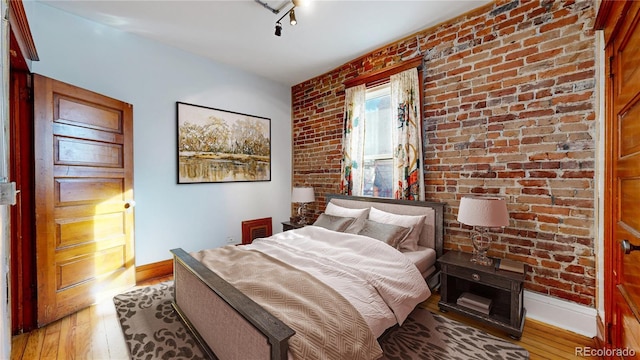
(340, 85), (366, 195)
(391, 68), (424, 201)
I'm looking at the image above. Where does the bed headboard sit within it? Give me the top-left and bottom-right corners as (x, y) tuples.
(325, 194), (445, 258)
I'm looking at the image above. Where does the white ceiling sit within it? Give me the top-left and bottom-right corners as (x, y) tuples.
(38, 0), (493, 86)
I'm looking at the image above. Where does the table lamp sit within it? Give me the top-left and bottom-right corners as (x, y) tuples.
(457, 195), (510, 266)
(291, 187), (315, 225)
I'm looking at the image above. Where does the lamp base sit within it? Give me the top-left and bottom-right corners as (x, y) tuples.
(296, 203), (308, 225)
(471, 252), (493, 266)
(470, 229), (493, 266)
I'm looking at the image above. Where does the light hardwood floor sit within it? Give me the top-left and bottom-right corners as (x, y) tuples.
(421, 295), (601, 360)
(11, 276), (600, 360)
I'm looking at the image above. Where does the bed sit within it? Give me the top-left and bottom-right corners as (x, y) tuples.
(171, 194), (444, 360)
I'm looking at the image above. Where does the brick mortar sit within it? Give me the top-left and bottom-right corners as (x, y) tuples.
(292, 0), (597, 307)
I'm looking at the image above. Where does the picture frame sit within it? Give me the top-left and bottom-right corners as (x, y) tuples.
(177, 102), (271, 184)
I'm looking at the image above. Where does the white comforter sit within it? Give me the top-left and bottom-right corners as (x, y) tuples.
(244, 225), (431, 337)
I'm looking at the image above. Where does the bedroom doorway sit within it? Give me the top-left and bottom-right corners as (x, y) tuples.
(33, 75), (135, 326)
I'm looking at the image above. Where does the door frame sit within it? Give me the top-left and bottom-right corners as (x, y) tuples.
(7, 0), (40, 336)
(9, 69), (35, 334)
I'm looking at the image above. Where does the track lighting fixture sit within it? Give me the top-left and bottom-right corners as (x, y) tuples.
(255, 0), (306, 37)
(273, 7), (296, 36)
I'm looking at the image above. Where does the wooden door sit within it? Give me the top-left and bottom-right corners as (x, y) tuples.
(598, 0), (640, 356)
(34, 74), (135, 326)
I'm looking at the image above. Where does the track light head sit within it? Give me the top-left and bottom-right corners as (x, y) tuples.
(268, 0), (305, 37)
(289, 9), (297, 25)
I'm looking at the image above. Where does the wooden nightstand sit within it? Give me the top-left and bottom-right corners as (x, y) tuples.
(281, 221), (305, 232)
(437, 251), (526, 339)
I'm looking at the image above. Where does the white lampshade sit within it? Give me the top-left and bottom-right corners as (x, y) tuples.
(291, 187), (315, 203)
(457, 196), (509, 227)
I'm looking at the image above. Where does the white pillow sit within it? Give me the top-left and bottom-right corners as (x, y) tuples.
(368, 207), (426, 251)
(324, 202), (369, 233)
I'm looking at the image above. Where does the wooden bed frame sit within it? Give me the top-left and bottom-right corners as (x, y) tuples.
(171, 194), (444, 360)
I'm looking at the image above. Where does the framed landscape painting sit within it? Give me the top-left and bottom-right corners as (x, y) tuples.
(177, 102), (271, 184)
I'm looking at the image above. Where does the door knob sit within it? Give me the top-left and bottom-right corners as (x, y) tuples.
(124, 201), (136, 210)
(621, 239), (640, 254)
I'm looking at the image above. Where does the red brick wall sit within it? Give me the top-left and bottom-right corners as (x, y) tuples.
(291, 0), (597, 306)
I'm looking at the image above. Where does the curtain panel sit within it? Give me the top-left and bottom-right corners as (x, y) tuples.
(340, 85), (366, 196)
(391, 68), (424, 201)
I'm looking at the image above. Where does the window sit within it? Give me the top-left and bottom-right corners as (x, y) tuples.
(341, 62), (424, 201)
(362, 84), (393, 198)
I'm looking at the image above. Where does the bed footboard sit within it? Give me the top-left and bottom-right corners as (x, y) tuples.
(170, 248), (295, 360)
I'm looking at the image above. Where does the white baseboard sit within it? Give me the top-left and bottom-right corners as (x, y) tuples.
(524, 290), (597, 338)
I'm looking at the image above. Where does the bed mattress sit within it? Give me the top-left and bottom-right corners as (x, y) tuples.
(404, 246), (437, 278)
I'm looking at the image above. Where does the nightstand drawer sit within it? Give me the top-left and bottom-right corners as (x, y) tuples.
(445, 264), (512, 290)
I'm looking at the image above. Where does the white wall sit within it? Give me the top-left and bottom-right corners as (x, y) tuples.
(25, 2), (292, 265)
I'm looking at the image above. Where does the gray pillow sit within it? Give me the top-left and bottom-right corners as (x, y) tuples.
(313, 213), (355, 232)
(324, 202), (370, 233)
(357, 219), (412, 248)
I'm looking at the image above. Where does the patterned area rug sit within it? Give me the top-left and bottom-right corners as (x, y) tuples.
(113, 281), (529, 360)
(113, 282), (207, 360)
(379, 308), (529, 360)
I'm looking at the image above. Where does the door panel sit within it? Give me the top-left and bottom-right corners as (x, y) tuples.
(57, 246), (126, 290)
(619, 178), (640, 230)
(34, 74), (134, 326)
(616, 8), (640, 105)
(57, 96), (123, 131)
(56, 178), (124, 204)
(57, 213), (125, 248)
(56, 137), (123, 167)
(619, 98), (640, 157)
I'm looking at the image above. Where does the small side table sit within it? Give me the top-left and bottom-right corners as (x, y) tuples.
(281, 221), (305, 232)
(438, 251), (526, 339)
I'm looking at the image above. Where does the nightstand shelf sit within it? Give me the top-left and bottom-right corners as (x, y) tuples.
(438, 251), (526, 339)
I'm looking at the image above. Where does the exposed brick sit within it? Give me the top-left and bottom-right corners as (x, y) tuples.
(533, 276), (573, 291)
(558, 70), (596, 85)
(505, 46), (540, 61)
(565, 264), (585, 274)
(540, 259), (560, 268)
(549, 289), (592, 306)
(540, 14), (579, 33)
(292, 0), (596, 308)
(574, 284), (596, 297)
